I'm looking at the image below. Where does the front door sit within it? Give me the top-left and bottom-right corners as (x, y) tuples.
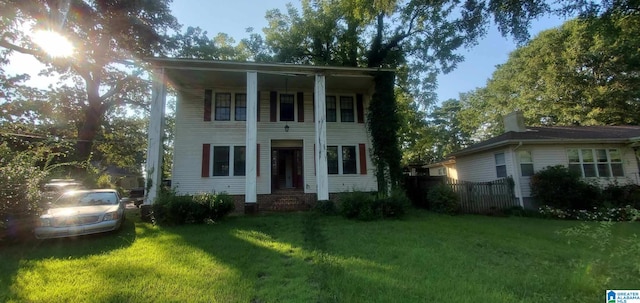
(271, 147), (303, 191)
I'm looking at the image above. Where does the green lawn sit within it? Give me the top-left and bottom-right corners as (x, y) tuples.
(1, 209), (638, 303)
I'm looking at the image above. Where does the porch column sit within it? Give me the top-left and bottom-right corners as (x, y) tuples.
(144, 68), (166, 205)
(245, 71), (258, 205)
(314, 74), (329, 200)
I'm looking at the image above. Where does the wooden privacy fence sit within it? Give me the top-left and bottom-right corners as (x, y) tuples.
(445, 178), (518, 213)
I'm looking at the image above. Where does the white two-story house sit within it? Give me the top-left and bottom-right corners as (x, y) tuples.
(144, 59), (392, 212)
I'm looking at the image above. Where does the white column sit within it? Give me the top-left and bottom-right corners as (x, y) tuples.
(245, 71), (258, 203)
(314, 74), (329, 200)
(144, 68), (166, 205)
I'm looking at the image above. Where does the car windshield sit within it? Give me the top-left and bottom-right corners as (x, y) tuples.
(54, 191), (118, 207)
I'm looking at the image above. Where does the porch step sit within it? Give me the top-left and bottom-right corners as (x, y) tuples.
(262, 194), (310, 212)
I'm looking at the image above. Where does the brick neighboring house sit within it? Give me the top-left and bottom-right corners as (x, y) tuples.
(435, 112), (640, 209)
(144, 59), (392, 212)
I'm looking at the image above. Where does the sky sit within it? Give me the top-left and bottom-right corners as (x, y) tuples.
(170, 0), (568, 103)
(7, 1), (567, 104)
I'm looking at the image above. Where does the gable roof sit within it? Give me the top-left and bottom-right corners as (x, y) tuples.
(449, 125), (640, 157)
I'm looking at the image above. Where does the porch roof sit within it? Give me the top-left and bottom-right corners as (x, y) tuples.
(146, 58), (394, 92)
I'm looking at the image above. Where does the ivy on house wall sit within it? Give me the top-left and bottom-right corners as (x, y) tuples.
(367, 71), (402, 194)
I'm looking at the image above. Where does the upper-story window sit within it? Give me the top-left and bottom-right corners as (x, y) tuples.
(568, 148), (623, 178)
(280, 94), (294, 121)
(326, 96), (337, 122)
(215, 93), (231, 121)
(235, 94), (246, 121)
(340, 96), (354, 122)
(495, 153), (507, 178)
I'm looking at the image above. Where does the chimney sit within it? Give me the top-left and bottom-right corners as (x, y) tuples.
(503, 111), (526, 132)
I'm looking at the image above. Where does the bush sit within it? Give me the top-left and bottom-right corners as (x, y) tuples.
(314, 200), (337, 215)
(530, 165), (601, 209)
(0, 143), (48, 242)
(152, 190), (235, 225)
(427, 184), (459, 215)
(602, 184), (640, 209)
(339, 191), (378, 220)
(339, 190), (410, 221)
(378, 189), (410, 218)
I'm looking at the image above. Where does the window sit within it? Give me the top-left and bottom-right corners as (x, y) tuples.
(342, 146), (357, 174)
(280, 94), (294, 121)
(235, 94), (246, 121)
(568, 148), (624, 178)
(518, 150), (534, 177)
(213, 146), (230, 176)
(215, 93), (231, 121)
(326, 96), (337, 122)
(495, 153), (507, 178)
(327, 146), (338, 174)
(233, 146), (246, 176)
(340, 96), (354, 122)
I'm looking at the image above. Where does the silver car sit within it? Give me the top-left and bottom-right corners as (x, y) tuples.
(35, 189), (125, 239)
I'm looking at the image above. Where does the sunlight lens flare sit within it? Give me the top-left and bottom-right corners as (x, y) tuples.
(32, 30), (74, 57)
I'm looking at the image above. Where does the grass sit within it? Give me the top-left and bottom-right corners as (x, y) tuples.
(1, 209), (639, 303)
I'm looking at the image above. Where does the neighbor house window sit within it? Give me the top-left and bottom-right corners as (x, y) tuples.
(213, 146), (230, 176)
(215, 93), (231, 121)
(280, 94), (294, 121)
(326, 96), (337, 122)
(234, 146), (246, 176)
(518, 150), (534, 177)
(340, 96), (354, 122)
(568, 148), (623, 178)
(327, 146), (338, 174)
(342, 146), (357, 174)
(495, 153), (507, 178)
(235, 94), (246, 121)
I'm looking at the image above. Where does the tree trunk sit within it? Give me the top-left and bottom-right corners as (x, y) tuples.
(76, 104), (103, 161)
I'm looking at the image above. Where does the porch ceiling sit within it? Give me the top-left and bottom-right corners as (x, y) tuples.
(148, 58), (392, 92)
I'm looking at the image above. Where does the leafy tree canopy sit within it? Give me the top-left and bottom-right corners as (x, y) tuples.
(0, 0), (179, 161)
(458, 11), (640, 138)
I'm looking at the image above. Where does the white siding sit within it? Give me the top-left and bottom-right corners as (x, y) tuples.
(172, 88), (376, 196)
(455, 148), (514, 183)
(455, 143), (640, 199)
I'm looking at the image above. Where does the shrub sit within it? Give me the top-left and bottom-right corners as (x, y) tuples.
(378, 189), (410, 218)
(530, 165), (601, 209)
(0, 143), (48, 241)
(207, 193), (236, 220)
(427, 184), (459, 215)
(152, 190), (235, 225)
(338, 189), (410, 221)
(314, 200), (337, 215)
(602, 184), (640, 209)
(339, 191), (379, 221)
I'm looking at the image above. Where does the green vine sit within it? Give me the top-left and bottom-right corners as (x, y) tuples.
(366, 71), (402, 195)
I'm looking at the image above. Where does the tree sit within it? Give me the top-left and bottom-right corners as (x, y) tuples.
(459, 12), (640, 135)
(0, 0), (179, 161)
(261, 0), (553, 190)
(428, 99), (474, 158)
